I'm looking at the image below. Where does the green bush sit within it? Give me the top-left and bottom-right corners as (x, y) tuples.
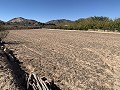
(52, 16), (120, 32)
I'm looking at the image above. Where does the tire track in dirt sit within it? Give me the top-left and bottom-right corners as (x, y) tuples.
(16, 42), (115, 90)
(22, 44), (82, 90)
(23, 45), (42, 56)
(6, 30), (120, 90)
(6, 32), (84, 89)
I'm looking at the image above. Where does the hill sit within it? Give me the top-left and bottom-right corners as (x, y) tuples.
(1, 17), (55, 30)
(46, 19), (73, 25)
(8, 17), (41, 26)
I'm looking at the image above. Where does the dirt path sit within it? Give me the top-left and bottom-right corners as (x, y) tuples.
(5, 29), (120, 90)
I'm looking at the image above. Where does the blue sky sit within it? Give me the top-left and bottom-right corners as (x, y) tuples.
(0, 0), (120, 22)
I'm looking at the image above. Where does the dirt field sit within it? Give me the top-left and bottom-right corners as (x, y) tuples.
(5, 29), (120, 90)
(0, 50), (18, 90)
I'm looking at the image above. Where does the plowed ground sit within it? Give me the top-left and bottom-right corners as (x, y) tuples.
(5, 29), (120, 90)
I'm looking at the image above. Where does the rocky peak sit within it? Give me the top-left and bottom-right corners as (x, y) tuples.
(9, 17), (26, 23)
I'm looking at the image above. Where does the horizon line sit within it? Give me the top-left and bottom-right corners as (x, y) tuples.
(1, 16), (120, 23)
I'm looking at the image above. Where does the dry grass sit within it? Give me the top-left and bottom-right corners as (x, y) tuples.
(0, 30), (9, 40)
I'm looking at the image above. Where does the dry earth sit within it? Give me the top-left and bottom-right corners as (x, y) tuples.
(0, 49), (26, 90)
(0, 50), (18, 90)
(4, 29), (120, 90)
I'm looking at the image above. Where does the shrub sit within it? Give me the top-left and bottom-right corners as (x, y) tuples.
(0, 26), (9, 40)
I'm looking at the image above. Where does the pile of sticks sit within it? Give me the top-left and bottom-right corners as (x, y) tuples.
(27, 73), (50, 90)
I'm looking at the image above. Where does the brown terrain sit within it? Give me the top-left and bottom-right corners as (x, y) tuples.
(3, 29), (120, 90)
(0, 49), (19, 90)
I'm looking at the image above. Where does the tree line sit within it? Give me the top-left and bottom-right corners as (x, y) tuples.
(53, 16), (120, 32)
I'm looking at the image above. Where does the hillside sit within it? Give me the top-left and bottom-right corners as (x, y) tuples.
(8, 17), (41, 25)
(46, 19), (73, 25)
(0, 17), (55, 30)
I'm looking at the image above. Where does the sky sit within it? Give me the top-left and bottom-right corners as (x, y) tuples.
(0, 0), (120, 22)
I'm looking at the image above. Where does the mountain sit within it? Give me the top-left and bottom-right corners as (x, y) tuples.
(1, 17), (74, 30)
(9, 17), (26, 23)
(46, 19), (73, 25)
(8, 17), (41, 25)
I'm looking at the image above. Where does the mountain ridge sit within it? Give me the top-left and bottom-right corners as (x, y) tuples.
(46, 19), (73, 25)
(8, 17), (41, 25)
(0, 17), (74, 25)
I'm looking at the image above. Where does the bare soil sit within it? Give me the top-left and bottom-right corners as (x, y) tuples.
(0, 49), (25, 90)
(5, 29), (120, 90)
